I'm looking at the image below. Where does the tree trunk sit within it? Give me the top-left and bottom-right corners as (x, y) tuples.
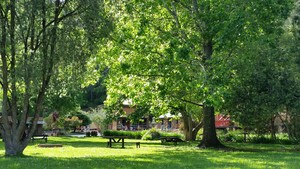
(197, 106), (223, 148)
(196, 38), (224, 148)
(181, 111), (202, 141)
(270, 116), (276, 140)
(182, 116), (193, 141)
(192, 120), (203, 140)
(4, 138), (29, 156)
(0, 0), (59, 156)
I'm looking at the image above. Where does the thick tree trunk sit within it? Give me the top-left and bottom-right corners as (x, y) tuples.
(196, 38), (224, 148)
(4, 138), (29, 156)
(197, 106), (224, 148)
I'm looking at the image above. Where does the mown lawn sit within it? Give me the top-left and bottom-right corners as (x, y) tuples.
(0, 137), (299, 169)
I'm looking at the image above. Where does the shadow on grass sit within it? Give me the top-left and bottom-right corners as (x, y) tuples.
(31, 137), (185, 148)
(224, 142), (300, 153)
(0, 138), (300, 169)
(0, 148), (299, 169)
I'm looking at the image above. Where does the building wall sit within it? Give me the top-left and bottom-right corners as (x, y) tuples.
(155, 118), (180, 131)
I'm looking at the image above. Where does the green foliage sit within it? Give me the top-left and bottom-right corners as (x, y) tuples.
(64, 116), (82, 131)
(0, 0), (112, 156)
(101, 1), (295, 146)
(218, 1), (300, 138)
(218, 130), (245, 143)
(159, 131), (184, 139)
(141, 128), (184, 140)
(217, 131), (299, 144)
(44, 112), (90, 132)
(86, 106), (108, 134)
(141, 128), (161, 140)
(69, 112), (92, 127)
(103, 130), (142, 139)
(281, 1), (300, 142)
(81, 70), (108, 109)
(43, 113), (64, 130)
(102, 129), (183, 140)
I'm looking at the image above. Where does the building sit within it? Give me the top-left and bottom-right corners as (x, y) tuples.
(107, 102), (152, 131)
(215, 114), (239, 130)
(156, 113), (181, 131)
(106, 101), (237, 132)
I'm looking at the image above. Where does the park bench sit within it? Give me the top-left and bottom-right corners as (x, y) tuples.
(31, 134), (48, 143)
(160, 136), (184, 145)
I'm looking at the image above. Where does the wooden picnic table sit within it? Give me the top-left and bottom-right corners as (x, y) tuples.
(102, 136), (127, 148)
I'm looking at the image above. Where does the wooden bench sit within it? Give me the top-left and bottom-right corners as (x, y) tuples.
(32, 135), (48, 143)
(160, 136), (184, 145)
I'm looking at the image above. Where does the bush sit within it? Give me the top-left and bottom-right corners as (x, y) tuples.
(103, 130), (142, 139)
(141, 128), (184, 140)
(102, 129), (184, 140)
(218, 132), (299, 144)
(86, 132), (91, 137)
(141, 128), (161, 140)
(218, 130), (244, 143)
(160, 131), (183, 139)
(250, 135), (298, 144)
(91, 131), (98, 137)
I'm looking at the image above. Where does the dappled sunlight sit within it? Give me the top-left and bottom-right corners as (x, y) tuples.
(0, 137), (299, 168)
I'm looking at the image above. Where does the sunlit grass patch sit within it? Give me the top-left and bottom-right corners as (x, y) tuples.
(0, 137), (299, 169)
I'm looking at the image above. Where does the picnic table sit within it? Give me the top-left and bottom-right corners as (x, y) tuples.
(102, 136), (127, 148)
(160, 136), (184, 145)
(31, 134), (48, 142)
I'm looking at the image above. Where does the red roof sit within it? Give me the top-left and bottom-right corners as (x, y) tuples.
(215, 114), (231, 128)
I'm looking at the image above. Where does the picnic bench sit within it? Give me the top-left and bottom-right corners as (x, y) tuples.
(31, 134), (48, 143)
(160, 136), (184, 145)
(102, 136), (127, 148)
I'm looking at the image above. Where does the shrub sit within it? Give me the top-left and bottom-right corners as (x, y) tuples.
(160, 131), (183, 139)
(141, 128), (161, 140)
(249, 135), (298, 144)
(86, 132), (91, 137)
(141, 128), (184, 140)
(103, 130), (142, 139)
(250, 136), (276, 144)
(218, 130), (244, 143)
(91, 131), (98, 137)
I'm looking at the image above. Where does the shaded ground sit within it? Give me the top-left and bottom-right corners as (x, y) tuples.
(0, 137), (299, 169)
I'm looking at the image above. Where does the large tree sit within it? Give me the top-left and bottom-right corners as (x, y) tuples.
(102, 0), (293, 147)
(219, 1), (300, 141)
(0, 0), (111, 156)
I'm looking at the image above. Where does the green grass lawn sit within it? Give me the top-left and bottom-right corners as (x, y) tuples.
(0, 136), (299, 169)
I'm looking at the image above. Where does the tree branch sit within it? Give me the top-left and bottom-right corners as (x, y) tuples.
(164, 1), (188, 41)
(34, 4), (81, 51)
(179, 98), (204, 107)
